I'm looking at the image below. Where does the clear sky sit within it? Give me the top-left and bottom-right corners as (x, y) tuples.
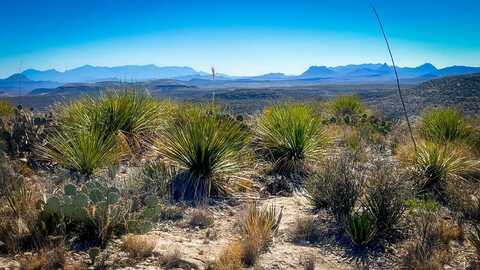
(0, 0), (479, 78)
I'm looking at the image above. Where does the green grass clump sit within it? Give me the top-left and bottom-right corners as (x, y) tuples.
(255, 103), (329, 175)
(420, 108), (470, 144)
(157, 105), (251, 203)
(328, 95), (364, 120)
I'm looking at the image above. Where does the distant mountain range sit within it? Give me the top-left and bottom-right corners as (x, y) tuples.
(1, 63), (480, 95)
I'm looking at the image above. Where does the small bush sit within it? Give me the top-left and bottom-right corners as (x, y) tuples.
(363, 161), (408, 232)
(158, 105), (251, 203)
(402, 211), (459, 269)
(122, 234), (156, 258)
(189, 209), (214, 229)
(468, 224), (480, 258)
(291, 216), (322, 243)
(19, 244), (65, 270)
(305, 154), (364, 223)
(345, 211), (376, 246)
(328, 95), (364, 122)
(420, 107), (470, 144)
(255, 103), (329, 176)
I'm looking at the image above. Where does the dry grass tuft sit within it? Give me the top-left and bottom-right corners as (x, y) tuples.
(209, 241), (243, 270)
(291, 216), (322, 243)
(303, 254), (316, 270)
(19, 245), (65, 270)
(189, 209), (214, 229)
(402, 212), (460, 269)
(122, 234), (156, 259)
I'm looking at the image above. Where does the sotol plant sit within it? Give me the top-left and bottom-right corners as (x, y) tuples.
(328, 95), (365, 124)
(411, 142), (480, 192)
(39, 90), (167, 176)
(420, 107), (470, 144)
(157, 105), (251, 203)
(255, 103), (329, 176)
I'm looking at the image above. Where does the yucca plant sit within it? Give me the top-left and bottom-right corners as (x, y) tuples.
(345, 211), (376, 246)
(255, 103), (329, 176)
(39, 128), (122, 176)
(328, 95), (364, 122)
(412, 142), (480, 192)
(420, 108), (470, 144)
(59, 90), (167, 153)
(157, 105), (251, 203)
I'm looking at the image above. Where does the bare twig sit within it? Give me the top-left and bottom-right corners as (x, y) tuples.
(370, 3), (417, 151)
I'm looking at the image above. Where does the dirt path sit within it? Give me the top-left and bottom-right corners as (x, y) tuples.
(134, 194), (351, 269)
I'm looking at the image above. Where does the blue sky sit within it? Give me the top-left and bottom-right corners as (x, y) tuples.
(0, 0), (479, 78)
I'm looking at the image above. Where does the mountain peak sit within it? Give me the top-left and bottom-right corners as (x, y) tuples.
(5, 73), (31, 82)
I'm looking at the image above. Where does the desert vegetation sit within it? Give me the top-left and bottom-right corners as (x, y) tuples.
(0, 91), (479, 269)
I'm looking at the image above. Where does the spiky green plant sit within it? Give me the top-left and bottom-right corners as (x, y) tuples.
(329, 95), (364, 120)
(345, 211), (376, 246)
(39, 128), (122, 176)
(157, 105), (251, 203)
(412, 142), (480, 192)
(59, 90), (167, 152)
(40, 90), (167, 175)
(420, 108), (470, 144)
(255, 103), (329, 175)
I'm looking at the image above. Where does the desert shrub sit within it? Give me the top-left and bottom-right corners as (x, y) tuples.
(122, 234), (155, 258)
(39, 128), (122, 176)
(420, 107), (470, 144)
(19, 244), (65, 270)
(402, 211), (460, 269)
(363, 161), (408, 232)
(135, 160), (175, 200)
(0, 106), (51, 165)
(189, 209), (214, 229)
(305, 154), (364, 223)
(157, 105), (251, 203)
(291, 216), (322, 243)
(0, 170), (44, 253)
(444, 180), (480, 221)
(408, 142), (480, 193)
(328, 95), (364, 123)
(469, 224), (480, 258)
(239, 204), (282, 266)
(159, 205), (184, 221)
(345, 211), (376, 246)
(255, 103), (329, 176)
